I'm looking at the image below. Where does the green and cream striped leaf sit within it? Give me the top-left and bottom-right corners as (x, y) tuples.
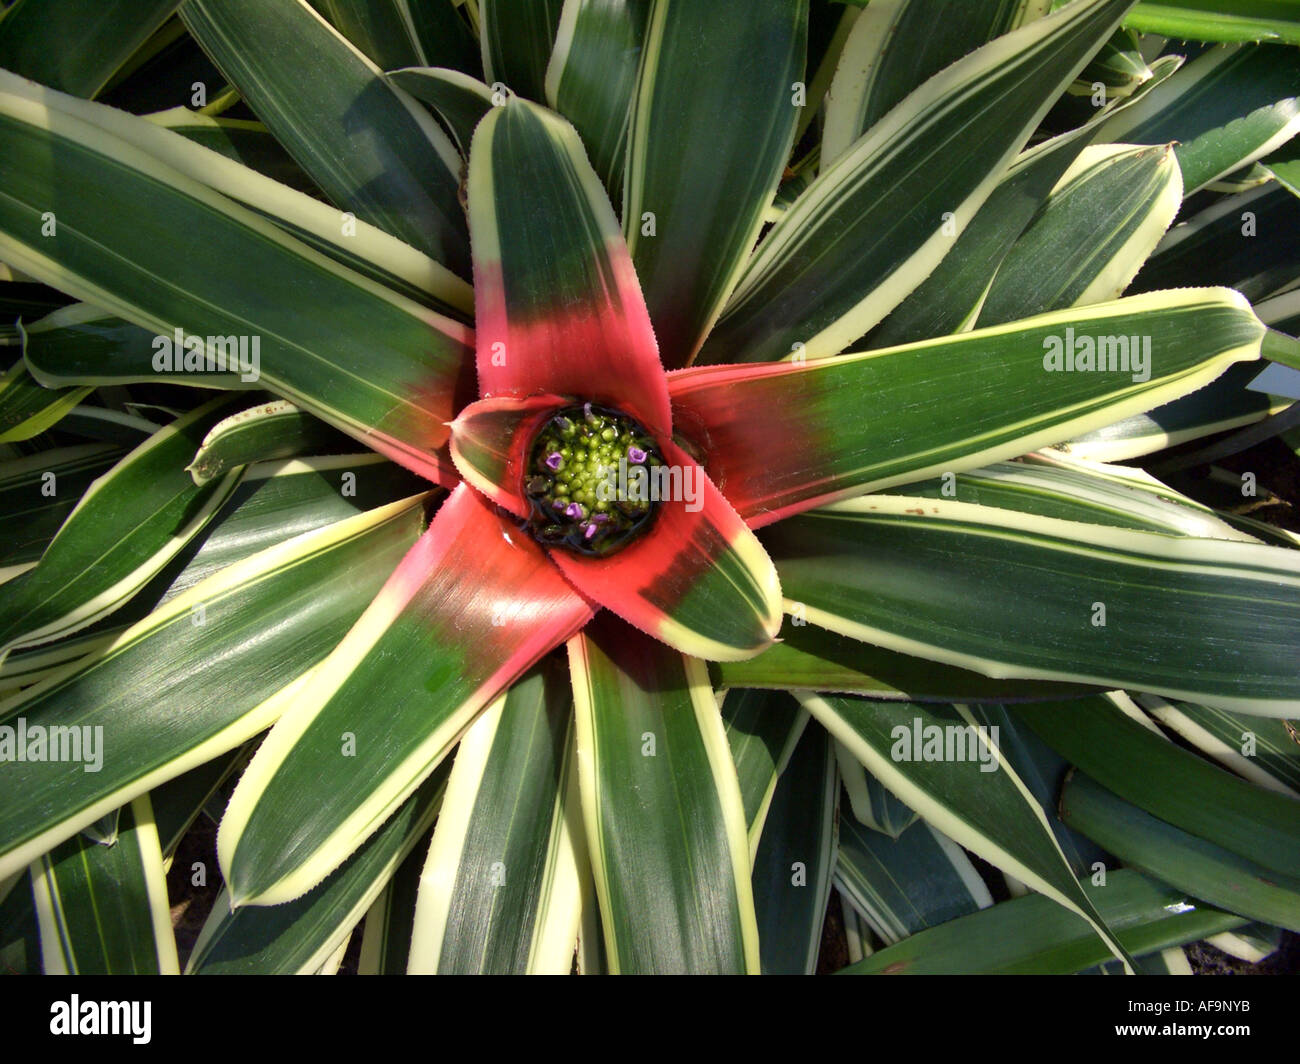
(356, 841), (424, 975)
(1058, 362), (1292, 461)
(0, 567), (32, 595)
(865, 127), (1097, 348)
(0, 443), (122, 571)
(964, 703), (1109, 876)
(1217, 507), (1300, 551)
(0, 278), (69, 346)
(120, 54), (236, 120)
(1205, 161), (1277, 194)
(1093, 42), (1300, 193)
(568, 616), (759, 974)
(575, 867), (606, 975)
(1015, 696), (1300, 874)
(800, 694), (1134, 969)
(22, 307), (259, 392)
(215, 484), (596, 909)
(837, 889), (873, 965)
(1264, 134), (1300, 194)
(719, 687), (807, 848)
(176, 179), (471, 319)
(1257, 287), (1300, 335)
(0, 866), (40, 974)
(1074, 23), (1150, 95)
(1059, 770), (1300, 931)
(57, 406), (160, 446)
(1024, 451), (1271, 526)
(1132, 693), (1300, 795)
(0, 397), (244, 657)
(386, 66), (494, 155)
(768, 147), (820, 224)
(836, 818), (993, 946)
(84, 5), (188, 78)
(895, 452), (1254, 540)
(1050, 941), (1179, 974)
(683, 290), (1266, 522)
(768, 494), (1300, 715)
(480, 0), (563, 102)
(794, 4), (860, 146)
(977, 142), (1182, 326)
(1045, 22), (1153, 132)
(1115, 947), (1195, 976)
(181, 0), (470, 274)
(407, 662), (585, 974)
(835, 743), (918, 837)
(544, 0), (650, 201)
(143, 107), (312, 193)
(751, 724), (837, 975)
(0, 0), (179, 99)
(309, 0), (482, 74)
(0, 361), (89, 443)
(0, 494), (425, 882)
(697, 0), (1137, 365)
(1204, 924), (1284, 965)
(187, 767), (448, 974)
(314, 937), (350, 975)
(150, 745), (249, 861)
(0, 630), (118, 694)
(1125, 1), (1300, 45)
(0, 70), (476, 482)
(2, 44), (473, 316)
(623, 0), (806, 368)
(80, 810), (120, 848)
(839, 868), (1245, 974)
(187, 399), (356, 485)
(30, 795), (178, 974)
(152, 453), (428, 607)
(0, 449), (429, 685)
(1132, 183), (1300, 304)
(101, 24), (237, 115)
(822, 0), (1051, 168)
(866, 53), (1183, 348)
(714, 616), (1098, 704)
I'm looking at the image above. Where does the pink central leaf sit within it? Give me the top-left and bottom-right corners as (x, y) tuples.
(468, 100), (673, 438)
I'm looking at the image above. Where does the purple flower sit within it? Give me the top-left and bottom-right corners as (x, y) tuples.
(565, 502), (584, 520)
(545, 452), (563, 471)
(583, 523), (598, 539)
(628, 446), (647, 465)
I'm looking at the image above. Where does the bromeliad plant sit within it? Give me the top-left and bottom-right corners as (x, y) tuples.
(1, 0), (1300, 975)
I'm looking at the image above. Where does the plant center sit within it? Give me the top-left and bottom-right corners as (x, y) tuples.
(524, 402), (663, 556)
